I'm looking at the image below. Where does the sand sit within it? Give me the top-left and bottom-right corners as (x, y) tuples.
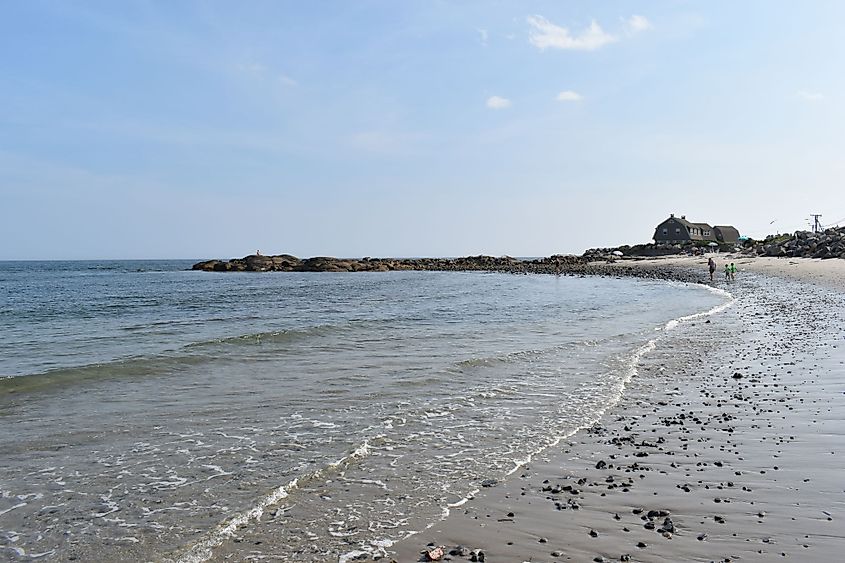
(389, 257), (845, 562)
(618, 253), (845, 293)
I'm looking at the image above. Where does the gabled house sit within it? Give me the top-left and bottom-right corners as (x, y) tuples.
(653, 214), (718, 243)
(653, 214), (741, 244)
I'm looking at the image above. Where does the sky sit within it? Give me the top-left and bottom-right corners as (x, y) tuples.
(2, 0), (845, 260)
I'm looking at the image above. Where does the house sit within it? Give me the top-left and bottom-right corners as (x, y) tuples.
(713, 225), (740, 244)
(653, 214), (740, 244)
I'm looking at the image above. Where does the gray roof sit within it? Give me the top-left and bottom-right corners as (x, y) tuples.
(714, 225), (740, 240)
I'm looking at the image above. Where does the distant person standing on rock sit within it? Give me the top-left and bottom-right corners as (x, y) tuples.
(708, 257), (716, 281)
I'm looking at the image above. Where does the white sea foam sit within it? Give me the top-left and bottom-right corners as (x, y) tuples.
(171, 439), (377, 563)
(664, 285), (735, 330)
(0, 502), (27, 517)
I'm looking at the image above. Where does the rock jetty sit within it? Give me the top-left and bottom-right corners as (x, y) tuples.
(192, 254), (584, 274)
(191, 253), (705, 284)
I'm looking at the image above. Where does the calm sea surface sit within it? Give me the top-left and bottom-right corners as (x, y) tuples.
(0, 261), (727, 561)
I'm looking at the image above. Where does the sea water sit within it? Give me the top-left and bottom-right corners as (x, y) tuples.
(0, 261), (728, 561)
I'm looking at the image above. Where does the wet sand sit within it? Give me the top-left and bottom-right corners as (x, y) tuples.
(390, 263), (845, 562)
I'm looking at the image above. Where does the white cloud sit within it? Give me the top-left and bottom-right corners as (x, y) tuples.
(527, 15), (617, 51)
(798, 90), (824, 102)
(278, 74), (298, 87)
(626, 15), (652, 34)
(556, 90), (583, 102)
(477, 28), (489, 46)
(486, 96), (512, 109)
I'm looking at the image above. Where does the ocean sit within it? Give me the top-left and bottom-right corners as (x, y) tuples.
(0, 261), (730, 562)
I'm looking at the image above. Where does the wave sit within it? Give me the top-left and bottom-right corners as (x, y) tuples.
(663, 285), (735, 331)
(0, 321), (369, 394)
(453, 338), (607, 372)
(0, 354), (214, 396)
(181, 323), (348, 350)
(168, 438), (381, 563)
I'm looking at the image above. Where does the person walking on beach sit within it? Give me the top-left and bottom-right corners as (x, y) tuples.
(708, 257), (716, 282)
(729, 262), (737, 281)
(724, 263), (731, 281)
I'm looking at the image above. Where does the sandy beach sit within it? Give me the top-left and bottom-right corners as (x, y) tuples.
(389, 256), (845, 562)
(619, 253), (845, 293)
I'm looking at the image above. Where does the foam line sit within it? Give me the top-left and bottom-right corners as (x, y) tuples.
(170, 440), (375, 563)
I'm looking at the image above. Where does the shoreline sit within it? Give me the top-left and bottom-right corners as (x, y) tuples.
(388, 261), (845, 562)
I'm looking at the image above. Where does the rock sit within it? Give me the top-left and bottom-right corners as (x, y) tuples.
(660, 517), (675, 534)
(449, 546), (470, 557)
(425, 546), (444, 561)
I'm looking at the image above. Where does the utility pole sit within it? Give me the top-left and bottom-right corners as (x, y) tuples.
(810, 214), (823, 233)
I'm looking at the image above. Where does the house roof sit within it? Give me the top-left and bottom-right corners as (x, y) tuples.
(662, 217), (711, 231)
(662, 216), (694, 229)
(714, 225), (740, 238)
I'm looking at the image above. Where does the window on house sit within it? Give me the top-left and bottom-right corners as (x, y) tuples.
(675, 228), (681, 234)
(662, 228), (668, 235)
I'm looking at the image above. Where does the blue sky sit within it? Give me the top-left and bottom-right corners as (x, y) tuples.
(2, 1), (844, 259)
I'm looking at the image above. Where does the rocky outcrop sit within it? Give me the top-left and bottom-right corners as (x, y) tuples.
(192, 254), (579, 274)
(191, 253), (706, 284)
(741, 228), (845, 259)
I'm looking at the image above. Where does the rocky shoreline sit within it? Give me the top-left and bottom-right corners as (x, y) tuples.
(191, 254), (708, 284)
(190, 227), (845, 282)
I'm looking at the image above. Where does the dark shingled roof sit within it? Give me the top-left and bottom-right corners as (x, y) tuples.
(714, 225), (740, 243)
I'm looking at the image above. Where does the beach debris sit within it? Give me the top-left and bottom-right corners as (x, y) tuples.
(480, 478), (498, 488)
(424, 546), (444, 561)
